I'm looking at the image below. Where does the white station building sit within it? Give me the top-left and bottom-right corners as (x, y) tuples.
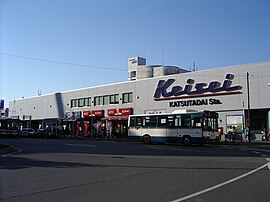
(9, 57), (270, 138)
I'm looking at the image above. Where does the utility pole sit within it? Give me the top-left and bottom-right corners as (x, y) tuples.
(247, 72), (251, 143)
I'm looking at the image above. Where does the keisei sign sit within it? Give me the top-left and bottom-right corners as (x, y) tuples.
(153, 74), (242, 101)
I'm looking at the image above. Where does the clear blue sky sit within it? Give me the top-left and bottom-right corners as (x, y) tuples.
(1, 0), (270, 107)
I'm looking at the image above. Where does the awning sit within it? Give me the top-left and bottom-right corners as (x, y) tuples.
(101, 115), (129, 121)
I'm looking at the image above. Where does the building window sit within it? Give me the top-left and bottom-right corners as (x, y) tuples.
(130, 71), (136, 79)
(103, 95), (110, 105)
(71, 99), (78, 108)
(110, 94), (119, 104)
(84, 97), (91, 106)
(94, 96), (103, 106)
(78, 98), (84, 107)
(122, 92), (133, 104)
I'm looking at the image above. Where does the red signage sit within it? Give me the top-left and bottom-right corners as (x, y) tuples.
(83, 110), (104, 117)
(119, 108), (133, 115)
(92, 110), (104, 117)
(83, 111), (91, 117)
(108, 108), (133, 116)
(108, 109), (117, 116)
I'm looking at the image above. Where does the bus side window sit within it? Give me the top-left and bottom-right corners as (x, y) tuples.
(193, 116), (202, 128)
(175, 115), (181, 127)
(182, 115), (191, 127)
(136, 117), (142, 127)
(158, 116), (167, 127)
(167, 116), (174, 127)
(130, 117), (136, 127)
(143, 116), (157, 127)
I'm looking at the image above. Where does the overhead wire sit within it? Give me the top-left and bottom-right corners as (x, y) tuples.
(0, 52), (126, 72)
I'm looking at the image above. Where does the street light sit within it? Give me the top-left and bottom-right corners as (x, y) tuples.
(246, 72), (251, 143)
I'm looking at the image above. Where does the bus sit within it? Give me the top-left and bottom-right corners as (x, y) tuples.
(0, 117), (21, 138)
(128, 110), (220, 145)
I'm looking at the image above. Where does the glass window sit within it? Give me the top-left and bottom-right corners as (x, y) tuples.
(84, 98), (91, 106)
(143, 116), (157, 127)
(110, 94), (119, 104)
(130, 71), (136, 79)
(103, 95), (109, 105)
(71, 100), (75, 108)
(136, 117), (142, 126)
(115, 94), (119, 104)
(78, 98), (84, 107)
(167, 116), (175, 127)
(182, 115), (191, 127)
(94, 96), (103, 106)
(71, 99), (78, 108)
(192, 115), (203, 128)
(122, 92), (133, 104)
(175, 115), (181, 127)
(129, 117), (136, 127)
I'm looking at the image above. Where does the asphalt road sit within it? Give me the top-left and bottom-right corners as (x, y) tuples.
(0, 138), (269, 202)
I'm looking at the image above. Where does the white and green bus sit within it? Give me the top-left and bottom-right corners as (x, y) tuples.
(128, 110), (220, 145)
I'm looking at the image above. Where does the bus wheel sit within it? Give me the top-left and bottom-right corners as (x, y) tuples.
(143, 135), (151, 144)
(182, 136), (191, 146)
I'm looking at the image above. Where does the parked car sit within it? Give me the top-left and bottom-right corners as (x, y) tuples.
(36, 129), (47, 138)
(20, 128), (36, 137)
(36, 128), (58, 139)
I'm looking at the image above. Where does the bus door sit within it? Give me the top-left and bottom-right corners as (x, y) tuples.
(165, 115), (180, 142)
(128, 116), (142, 138)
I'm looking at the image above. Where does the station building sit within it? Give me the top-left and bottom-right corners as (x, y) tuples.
(9, 57), (270, 139)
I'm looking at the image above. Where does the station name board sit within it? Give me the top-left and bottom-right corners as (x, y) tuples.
(153, 74), (242, 101)
(169, 98), (222, 108)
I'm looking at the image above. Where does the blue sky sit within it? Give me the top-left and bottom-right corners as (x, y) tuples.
(1, 0), (270, 107)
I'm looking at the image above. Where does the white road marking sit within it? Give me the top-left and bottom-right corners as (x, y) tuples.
(65, 143), (97, 148)
(1, 149), (22, 157)
(171, 161), (270, 202)
(243, 148), (270, 153)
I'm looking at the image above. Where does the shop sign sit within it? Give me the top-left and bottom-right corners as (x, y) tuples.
(65, 111), (81, 119)
(92, 110), (104, 117)
(83, 111), (91, 117)
(83, 110), (104, 117)
(108, 108), (133, 116)
(169, 98), (222, 108)
(154, 74), (242, 101)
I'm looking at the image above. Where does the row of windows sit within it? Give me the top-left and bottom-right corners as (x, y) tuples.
(71, 98), (91, 108)
(71, 92), (133, 108)
(130, 114), (219, 131)
(129, 114), (204, 128)
(94, 94), (119, 106)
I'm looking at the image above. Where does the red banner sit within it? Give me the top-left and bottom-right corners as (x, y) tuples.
(119, 108), (133, 115)
(83, 110), (104, 117)
(108, 108), (133, 116)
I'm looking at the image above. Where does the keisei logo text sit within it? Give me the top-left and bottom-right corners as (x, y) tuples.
(153, 74), (242, 101)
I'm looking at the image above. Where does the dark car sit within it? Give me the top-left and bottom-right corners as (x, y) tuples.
(20, 128), (36, 137)
(36, 129), (58, 138)
(36, 129), (47, 138)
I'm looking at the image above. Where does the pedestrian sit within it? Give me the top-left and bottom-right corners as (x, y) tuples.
(244, 126), (249, 142)
(232, 126), (236, 142)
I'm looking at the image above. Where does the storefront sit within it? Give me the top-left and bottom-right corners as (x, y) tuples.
(82, 110), (104, 138)
(8, 57), (270, 140)
(101, 107), (133, 138)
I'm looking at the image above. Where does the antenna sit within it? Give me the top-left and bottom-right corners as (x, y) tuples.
(38, 89), (42, 96)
